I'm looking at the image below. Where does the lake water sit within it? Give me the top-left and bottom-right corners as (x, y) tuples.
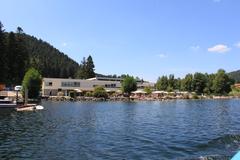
(1, 99), (240, 160)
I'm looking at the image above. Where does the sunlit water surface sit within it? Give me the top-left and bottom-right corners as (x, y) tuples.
(1, 99), (240, 160)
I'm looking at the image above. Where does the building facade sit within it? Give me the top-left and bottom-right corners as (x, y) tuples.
(42, 77), (155, 96)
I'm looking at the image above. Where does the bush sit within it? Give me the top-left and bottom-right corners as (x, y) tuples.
(85, 91), (93, 97)
(121, 76), (137, 96)
(144, 86), (152, 95)
(93, 86), (108, 98)
(69, 91), (77, 98)
(192, 94), (199, 99)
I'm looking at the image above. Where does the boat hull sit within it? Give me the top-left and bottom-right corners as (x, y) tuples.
(0, 104), (17, 108)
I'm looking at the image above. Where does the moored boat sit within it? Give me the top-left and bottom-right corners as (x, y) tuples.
(0, 99), (17, 108)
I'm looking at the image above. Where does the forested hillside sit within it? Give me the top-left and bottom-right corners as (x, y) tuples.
(228, 70), (240, 83)
(0, 21), (96, 86)
(22, 33), (79, 78)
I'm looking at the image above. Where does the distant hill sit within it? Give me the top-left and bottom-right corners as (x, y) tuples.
(228, 70), (240, 83)
(21, 33), (79, 78)
(0, 28), (80, 85)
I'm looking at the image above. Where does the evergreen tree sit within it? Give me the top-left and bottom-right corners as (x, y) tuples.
(192, 72), (207, 95)
(203, 73), (215, 95)
(0, 21), (7, 83)
(6, 32), (18, 85)
(16, 27), (23, 34)
(175, 78), (181, 90)
(156, 76), (168, 91)
(76, 57), (87, 79)
(76, 55), (96, 79)
(212, 69), (234, 95)
(181, 74), (193, 92)
(167, 74), (175, 91)
(15, 28), (29, 84)
(86, 55), (95, 78)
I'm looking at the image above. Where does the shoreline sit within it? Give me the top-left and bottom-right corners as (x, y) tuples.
(44, 95), (240, 102)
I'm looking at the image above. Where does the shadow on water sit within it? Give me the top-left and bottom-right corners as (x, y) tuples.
(197, 134), (240, 149)
(182, 134), (240, 160)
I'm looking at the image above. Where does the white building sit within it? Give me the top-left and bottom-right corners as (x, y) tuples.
(42, 77), (155, 96)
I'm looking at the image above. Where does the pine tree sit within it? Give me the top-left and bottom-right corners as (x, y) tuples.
(6, 32), (18, 85)
(75, 55), (95, 79)
(181, 74), (193, 92)
(0, 21), (7, 83)
(192, 72), (207, 95)
(212, 69), (234, 95)
(76, 57), (87, 79)
(156, 76), (168, 91)
(16, 27), (23, 34)
(15, 27), (29, 84)
(86, 55), (95, 78)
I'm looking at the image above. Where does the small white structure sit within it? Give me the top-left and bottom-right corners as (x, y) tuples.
(14, 86), (22, 91)
(74, 89), (83, 93)
(131, 90), (147, 94)
(152, 91), (165, 94)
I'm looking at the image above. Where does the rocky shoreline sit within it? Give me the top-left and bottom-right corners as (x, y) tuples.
(44, 95), (240, 102)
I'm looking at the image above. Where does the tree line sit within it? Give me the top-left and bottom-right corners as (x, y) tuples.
(0, 23), (29, 85)
(0, 21), (96, 86)
(156, 69), (235, 95)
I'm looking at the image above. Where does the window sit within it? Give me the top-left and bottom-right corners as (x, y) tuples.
(61, 81), (80, 87)
(105, 84), (116, 88)
(45, 82), (53, 86)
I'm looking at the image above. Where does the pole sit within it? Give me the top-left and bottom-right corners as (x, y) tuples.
(16, 90), (18, 104)
(24, 88), (28, 105)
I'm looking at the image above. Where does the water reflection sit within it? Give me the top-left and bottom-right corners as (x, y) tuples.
(0, 99), (240, 159)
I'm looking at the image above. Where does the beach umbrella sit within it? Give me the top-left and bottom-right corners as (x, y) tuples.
(131, 90), (147, 94)
(152, 91), (165, 94)
(74, 89), (83, 93)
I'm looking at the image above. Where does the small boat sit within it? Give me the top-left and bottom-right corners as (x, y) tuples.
(16, 104), (44, 111)
(232, 151), (240, 160)
(0, 98), (17, 108)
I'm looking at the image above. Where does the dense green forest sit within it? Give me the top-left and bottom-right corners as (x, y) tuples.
(156, 69), (235, 95)
(0, 21), (95, 86)
(228, 70), (240, 83)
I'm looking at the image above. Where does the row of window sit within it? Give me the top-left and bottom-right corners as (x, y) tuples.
(45, 81), (118, 88)
(62, 82), (80, 87)
(105, 84), (116, 88)
(93, 84), (117, 88)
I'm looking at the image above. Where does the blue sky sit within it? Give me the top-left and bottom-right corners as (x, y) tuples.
(0, 0), (239, 82)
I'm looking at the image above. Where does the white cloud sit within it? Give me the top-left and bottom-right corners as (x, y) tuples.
(156, 54), (167, 58)
(235, 42), (240, 48)
(62, 42), (67, 47)
(190, 45), (200, 51)
(207, 44), (230, 53)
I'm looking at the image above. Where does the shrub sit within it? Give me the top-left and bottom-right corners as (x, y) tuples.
(192, 94), (199, 99)
(93, 86), (108, 98)
(144, 86), (152, 95)
(85, 91), (93, 97)
(69, 91), (77, 98)
(121, 76), (137, 96)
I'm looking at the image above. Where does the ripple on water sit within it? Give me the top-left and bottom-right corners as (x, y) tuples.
(0, 100), (240, 159)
